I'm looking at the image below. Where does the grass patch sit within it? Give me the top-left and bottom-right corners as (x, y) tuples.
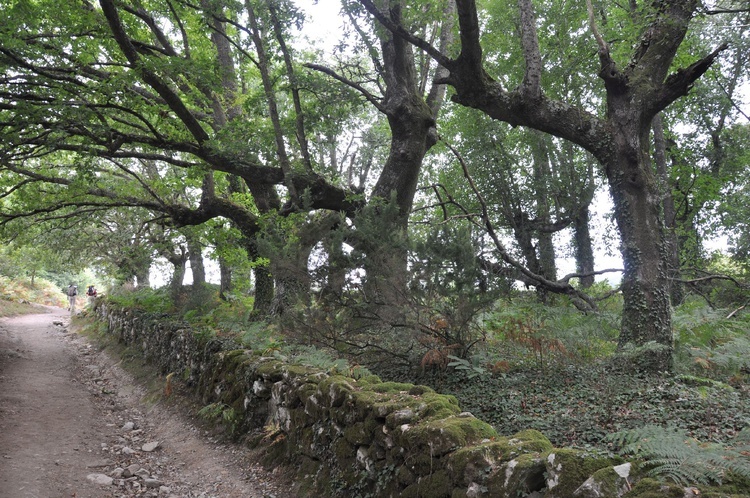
(0, 299), (47, 317)
(0, 275), (67, 314)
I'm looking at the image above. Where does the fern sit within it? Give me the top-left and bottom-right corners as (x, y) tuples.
(673, 300), (744, 347)
(291, 345), (350, 373)
(447, 355), (488, 379)
(708, 336), (750, 371)
(606, 425), (750, 486)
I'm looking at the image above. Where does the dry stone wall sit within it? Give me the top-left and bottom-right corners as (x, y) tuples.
(96, 303), (643, 498)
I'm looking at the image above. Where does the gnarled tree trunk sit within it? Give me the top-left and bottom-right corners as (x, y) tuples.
(360, 0), (726, 371)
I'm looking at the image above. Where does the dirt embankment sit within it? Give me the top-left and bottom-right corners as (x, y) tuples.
(0, 307), (294, 498)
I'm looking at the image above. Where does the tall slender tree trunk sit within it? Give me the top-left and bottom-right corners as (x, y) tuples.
(165, 245), (188, 298)
(653, 114), (683, 305)
(511, 211), (543, 277)
(187, 236), (206, 287)
(218, 255), (232, 300)
(320, 235), (348, 302)
(530, 131), (557, 294)
(135, 265), (151, 288)
(573, 206), (596, 288)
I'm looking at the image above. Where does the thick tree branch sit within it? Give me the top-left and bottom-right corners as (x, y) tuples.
(517, 0), (543, 99)
(560, 268), (623, 284)
(653, 42), (730, 115)
(357, 0), (452, 68)
(99, 0), (210, 144)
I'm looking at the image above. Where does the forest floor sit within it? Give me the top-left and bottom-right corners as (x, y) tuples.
(0, 305), (295, 498)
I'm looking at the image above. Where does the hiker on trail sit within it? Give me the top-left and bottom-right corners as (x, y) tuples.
(67, 284), (77, 314)
(86, 285), (97, 306)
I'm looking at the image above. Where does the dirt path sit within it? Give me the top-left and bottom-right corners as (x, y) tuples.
(0, 307), (293, 498)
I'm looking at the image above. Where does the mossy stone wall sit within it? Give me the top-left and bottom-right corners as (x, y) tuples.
(96, 303), (632, 497)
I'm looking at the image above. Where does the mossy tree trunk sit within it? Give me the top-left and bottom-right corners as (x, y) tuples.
(603, 102), (673, 369)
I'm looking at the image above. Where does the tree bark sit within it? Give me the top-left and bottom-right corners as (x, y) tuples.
(165, 245), (188, 297)
(135, 261), (151, 288)
(350, 0), (446, 307)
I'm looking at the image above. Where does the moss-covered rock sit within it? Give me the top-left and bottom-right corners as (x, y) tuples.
(348, 388), (407, 424)
(408, 385), (435, 395)
(445, 428), (551, 493)
(343, 418), (379, 446)
(545, 449), (619, 497)
(296, 381), (318, 405)
(386, 407), (418, 427)
(626, 478), (685, 497)
(332, 437), (356, 467)
(420, 392), (462, 419)
(508, 429), (554, 453)
(370, 381), (415, 394)
(254, 358), (285, 381)
(396, 463), (416, 485)
(398, 416), (497, 458)
(317, 375), (356, 408)
(573, 463), (633, 497)
(447, 439), (523, 487)
(356, 374), (383, 386)
(401, 470), (452, 498)
(101, 305), (659, 498)
(282, 363), (318, 381)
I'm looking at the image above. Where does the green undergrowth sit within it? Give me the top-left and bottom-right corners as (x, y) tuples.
(376, 295), (750, 463)
(389, 360), (750, 450)
(96, 288), (750, 456)
(106, 285), (175, 314)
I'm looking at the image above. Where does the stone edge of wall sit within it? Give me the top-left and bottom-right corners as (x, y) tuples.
(95, 302), (647, 498)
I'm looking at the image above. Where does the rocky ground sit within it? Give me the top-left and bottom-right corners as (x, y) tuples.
(0, 307), (296, 498)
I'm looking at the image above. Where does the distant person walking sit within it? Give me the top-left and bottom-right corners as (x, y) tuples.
(86, 285), (97, 306)
(67, 284), (78, 314)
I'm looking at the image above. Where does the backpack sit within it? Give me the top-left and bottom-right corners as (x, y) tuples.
(67, 286), (77, 297)
(87, 286), (96, 296)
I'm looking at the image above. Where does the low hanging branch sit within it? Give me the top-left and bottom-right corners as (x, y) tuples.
(674, 270), (750, 312)
(442, 137), (609, 312)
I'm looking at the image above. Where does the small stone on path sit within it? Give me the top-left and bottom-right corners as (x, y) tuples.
(87, 473), (114, 486)
(142, 441), (160, 452)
